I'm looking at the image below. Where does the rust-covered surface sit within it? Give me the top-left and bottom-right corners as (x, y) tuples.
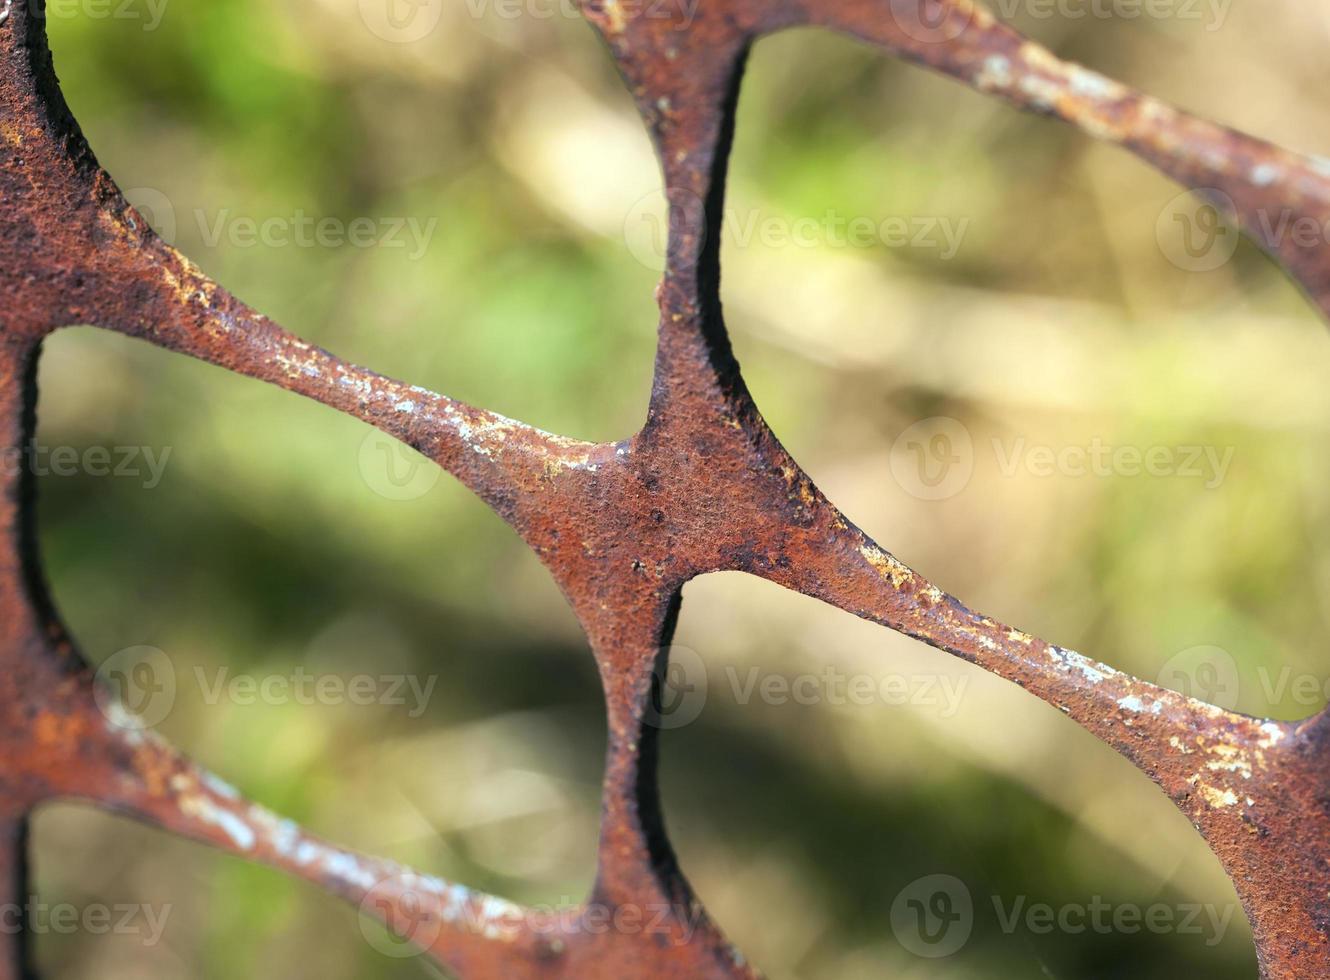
(2, 1), (1330, 977)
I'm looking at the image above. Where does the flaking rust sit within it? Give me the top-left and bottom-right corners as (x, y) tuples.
(2, 0), (1330, 977)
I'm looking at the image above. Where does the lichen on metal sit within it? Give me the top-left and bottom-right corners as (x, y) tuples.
(1, 1), (1329, 977)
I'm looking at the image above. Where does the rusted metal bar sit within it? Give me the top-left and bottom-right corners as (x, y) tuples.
(2, 0), (1328, 976)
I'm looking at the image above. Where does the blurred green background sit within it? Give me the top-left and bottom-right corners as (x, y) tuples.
(23, 0), (1330, 976)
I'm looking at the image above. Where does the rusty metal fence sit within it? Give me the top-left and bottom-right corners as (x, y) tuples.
(2, 0), (1329, 976)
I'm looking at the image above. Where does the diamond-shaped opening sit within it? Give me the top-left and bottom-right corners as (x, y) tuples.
(45, 0), (663, 445)
(716, 28), (1330, 724)
(29, 326), (609, 963)
(660, 572), (1256, 978)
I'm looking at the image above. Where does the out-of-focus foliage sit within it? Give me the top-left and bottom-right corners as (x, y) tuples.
(27, 0), (1330, 976)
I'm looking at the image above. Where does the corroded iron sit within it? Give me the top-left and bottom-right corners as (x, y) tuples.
(2, 1), (1329, 977)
